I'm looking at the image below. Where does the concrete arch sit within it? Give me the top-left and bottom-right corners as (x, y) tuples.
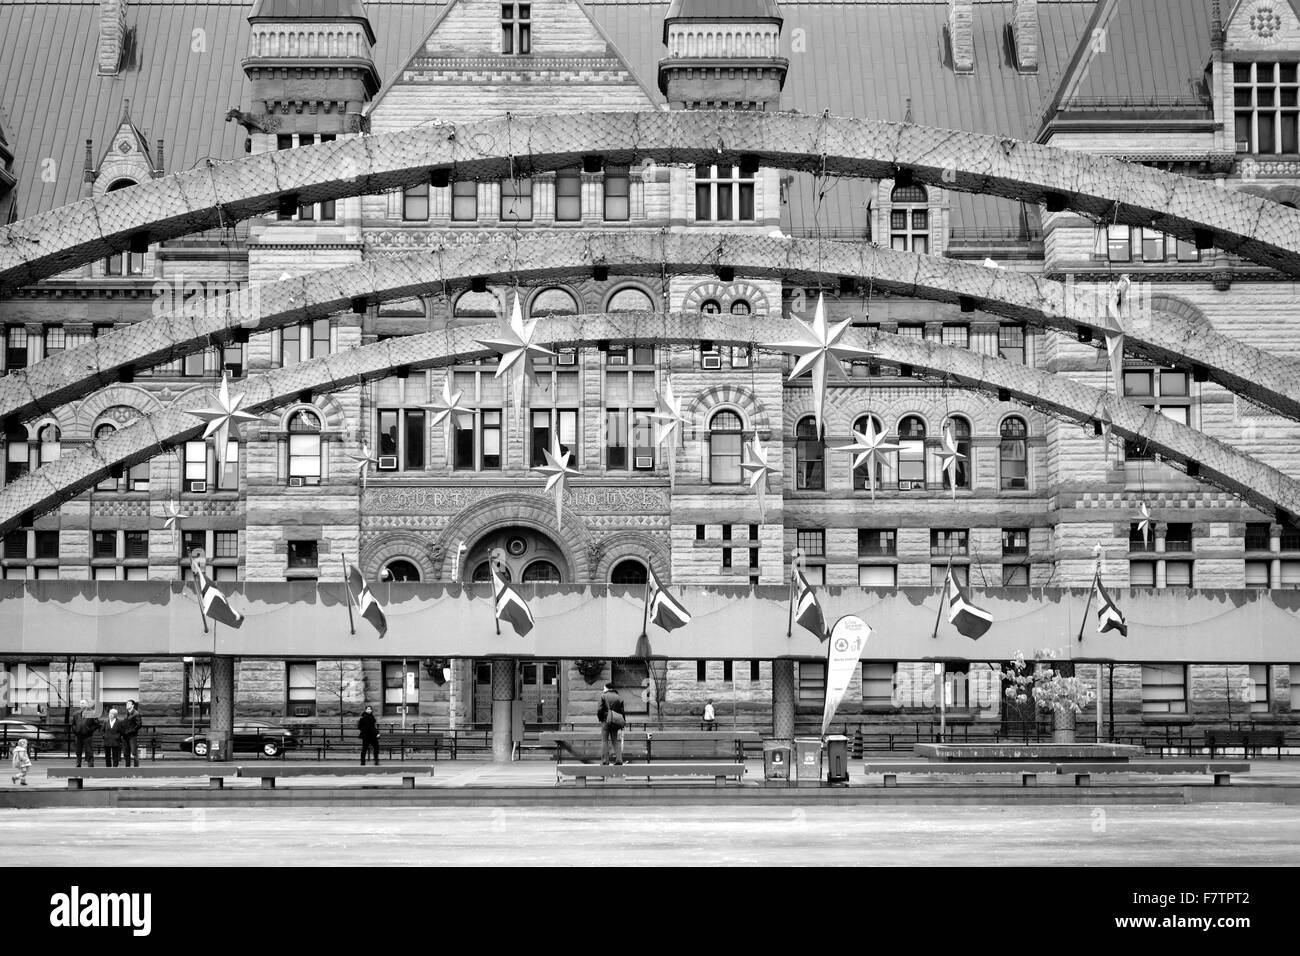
(1147, 293), (1212, 330)
(687, 383), (772, 434)
(76, 385), (162, 433)
(432, 491), (594, 582)
(592, 531), (671, 582)
(5, 110), (1300, 293)
(4, 315), (1299, 534)
(360, 532), (439, 581)
(7, 234), (1300, 429)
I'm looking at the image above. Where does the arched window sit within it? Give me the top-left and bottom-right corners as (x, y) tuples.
(700, 299), (722, 314)
(795, 416), (823, 490)
(36, 424), (60, 467)
(610, 559), (648, 585)
(730, 299), (752, 315)
(607, 287), (655, 313)
(453, 291), (500, 320)
(93, 423), (118, 490)
(890, 183), (929, 255)
(522, 560), (561, 583)
(1000, 416), (1028, 490)
(529, 288), (579, 318)
(852, 415), (892, 491)
(942, 416), (971, 491)
(3, 422), (29, 484)
(708, 409), (744, 484)
(287, 409), (322, 486)
(472, 561), (510, 583)
(383, 559), (421, 582)
(103, 181), (145, 276)
(897, 415), (926, 489)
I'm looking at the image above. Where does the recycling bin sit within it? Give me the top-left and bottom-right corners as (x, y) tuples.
(825, 734), (850, 784)
(763, 741), (791, 782)
(794, 737), (823, 784)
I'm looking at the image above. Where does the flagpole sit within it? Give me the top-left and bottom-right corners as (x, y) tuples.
(640, 579), (650, 641)
(1076, 568), (1096, 643)
(930, 558), (951, 640)
(490, 559), (501, 636)
(937, 662), (946, 742)
(1096, 663), (1104, 743)
(342, 554), (356, 636)
(190, 555), (208, 635)
(786, 549), (798, 638)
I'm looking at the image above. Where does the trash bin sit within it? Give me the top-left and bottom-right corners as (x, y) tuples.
(825, 734), (849, 784)
(763, 741), (791, 782)
(794, 737), (823, 784)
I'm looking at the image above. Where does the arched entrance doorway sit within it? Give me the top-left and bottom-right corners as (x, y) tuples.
(465, 526), (568, 727)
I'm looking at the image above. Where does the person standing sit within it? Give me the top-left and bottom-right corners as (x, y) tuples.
(10, 738), (31, 785)
(357, 706), (380, 766)
(102, 708), (123, 767)
(122, 699), (142, 768)
(703, 699), (717, 732)
(72, 700), (100, 768)
(596, 682), (626, 766)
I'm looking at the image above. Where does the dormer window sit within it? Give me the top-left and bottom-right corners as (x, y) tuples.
(1233, 62), (1298, 154)
(502, 4), (531, 55)
(889, 184), (929, 254)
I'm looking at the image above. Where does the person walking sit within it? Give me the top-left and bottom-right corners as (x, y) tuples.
(72, 700), (100, 768)
(102, 708), (123, 767)
(596, 682), (626, 766)
(357, 706), (380, 766)
(10, 738), (31, 785)
(703, 699), (717, 732)
(122, 699), (142, 768)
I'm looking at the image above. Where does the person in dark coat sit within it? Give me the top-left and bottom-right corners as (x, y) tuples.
(357, 706), (380, 766)
(122, 699), (142, 768)
(101, 708), (124, 767)
(72, 699), (100, 768)
(596, 682), (626, 766)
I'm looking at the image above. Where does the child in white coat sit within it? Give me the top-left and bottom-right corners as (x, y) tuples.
(10, 738), (31, 785)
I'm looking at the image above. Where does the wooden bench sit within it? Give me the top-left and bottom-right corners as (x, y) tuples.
(236, 765), (434, 789)
(863, 762), (1055, 787)
(557, 762), (745, 787)
(47, 766), (239, 790)
(538, 731), (758, 763)
(1056, 761), (1249, 786)
(1205, 730), (1285, 760)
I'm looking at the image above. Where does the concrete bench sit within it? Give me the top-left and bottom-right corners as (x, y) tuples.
(46, 766), (239, 790)
(1056, 761), (1250, 786)
(235, 765), (434, 789)
(863, 762), (1055, 787)
(1205, 731), (1285, 760)
(557, 762), (745, 787)
(539, 731), (758, 763)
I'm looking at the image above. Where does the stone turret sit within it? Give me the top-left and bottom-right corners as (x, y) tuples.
(658, 0), (787, 110)
(242, 0), (380, 135)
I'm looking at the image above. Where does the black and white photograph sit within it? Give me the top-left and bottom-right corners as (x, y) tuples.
(0, 0), (1293, 921)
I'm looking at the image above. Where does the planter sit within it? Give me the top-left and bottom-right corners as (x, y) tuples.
(1052, 707), (1077, 744)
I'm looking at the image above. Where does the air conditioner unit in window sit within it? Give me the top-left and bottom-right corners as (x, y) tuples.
(634, 456), (654, 470)
(897, 480), (921, 490)
(701, 354), (722, 369)
(731, 353), (751, 368)
(1007, 478), (1028, 490)
(557, 350), (577, 365)
(292, 706), (312, 718)
(378, 456), (399, 470)
(186, 480), (207, 493)
(288, 477), (304, 487)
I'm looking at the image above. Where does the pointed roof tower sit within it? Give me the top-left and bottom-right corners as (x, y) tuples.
(659, 0), (787, 110)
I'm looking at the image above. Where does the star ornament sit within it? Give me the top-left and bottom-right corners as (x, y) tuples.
(1104, 274), (1130, 390)
(937, 419), (967, 501)
(741, 434), (780, 520)
(423, 377), (474, 463)
(475, 295), (554, 382)
(349, 442), (380, 490)
(535, 436), (581, 527)
(648, 378), (691, 446)
(832, 418), (898, 500)
(190, 372), (260, 471)
(1137, 501), (1153, 548)
(766, 292), (871, 438)
(161, 501), (188, 532)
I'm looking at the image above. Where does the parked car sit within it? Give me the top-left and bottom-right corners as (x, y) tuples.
(0, 718), (58, 755)
(181, 720), (295, 758)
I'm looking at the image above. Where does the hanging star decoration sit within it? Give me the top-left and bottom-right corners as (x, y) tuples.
(535, 435), (581, 527)
(1095, 407), (1114, 457)
(1137, 501), (1153, 548)
(832, 417), (899, 500)
(162, 500), (188, 531)
(937, 418), (967, 501)
(475, 294), (554, 383)
(741, 434), (780, 520)
(423, 376), (473, 464)
(648, 378), (692, 487)
(349, 442), (380, 490)
(1104, 273), (1131, 391)
(765, 292), (872, 438)
(189, 371), (261, 472)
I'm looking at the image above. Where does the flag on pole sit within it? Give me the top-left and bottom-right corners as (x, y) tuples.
(1094, 571), (1128, 636)
(645, 567), (691, 633)
(492, 564), (535, 637)
(945, 565), (992, 640)
(792, 565), (828, 642)
(345, 559), (387, 638)
(190, 555), (244, 629)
